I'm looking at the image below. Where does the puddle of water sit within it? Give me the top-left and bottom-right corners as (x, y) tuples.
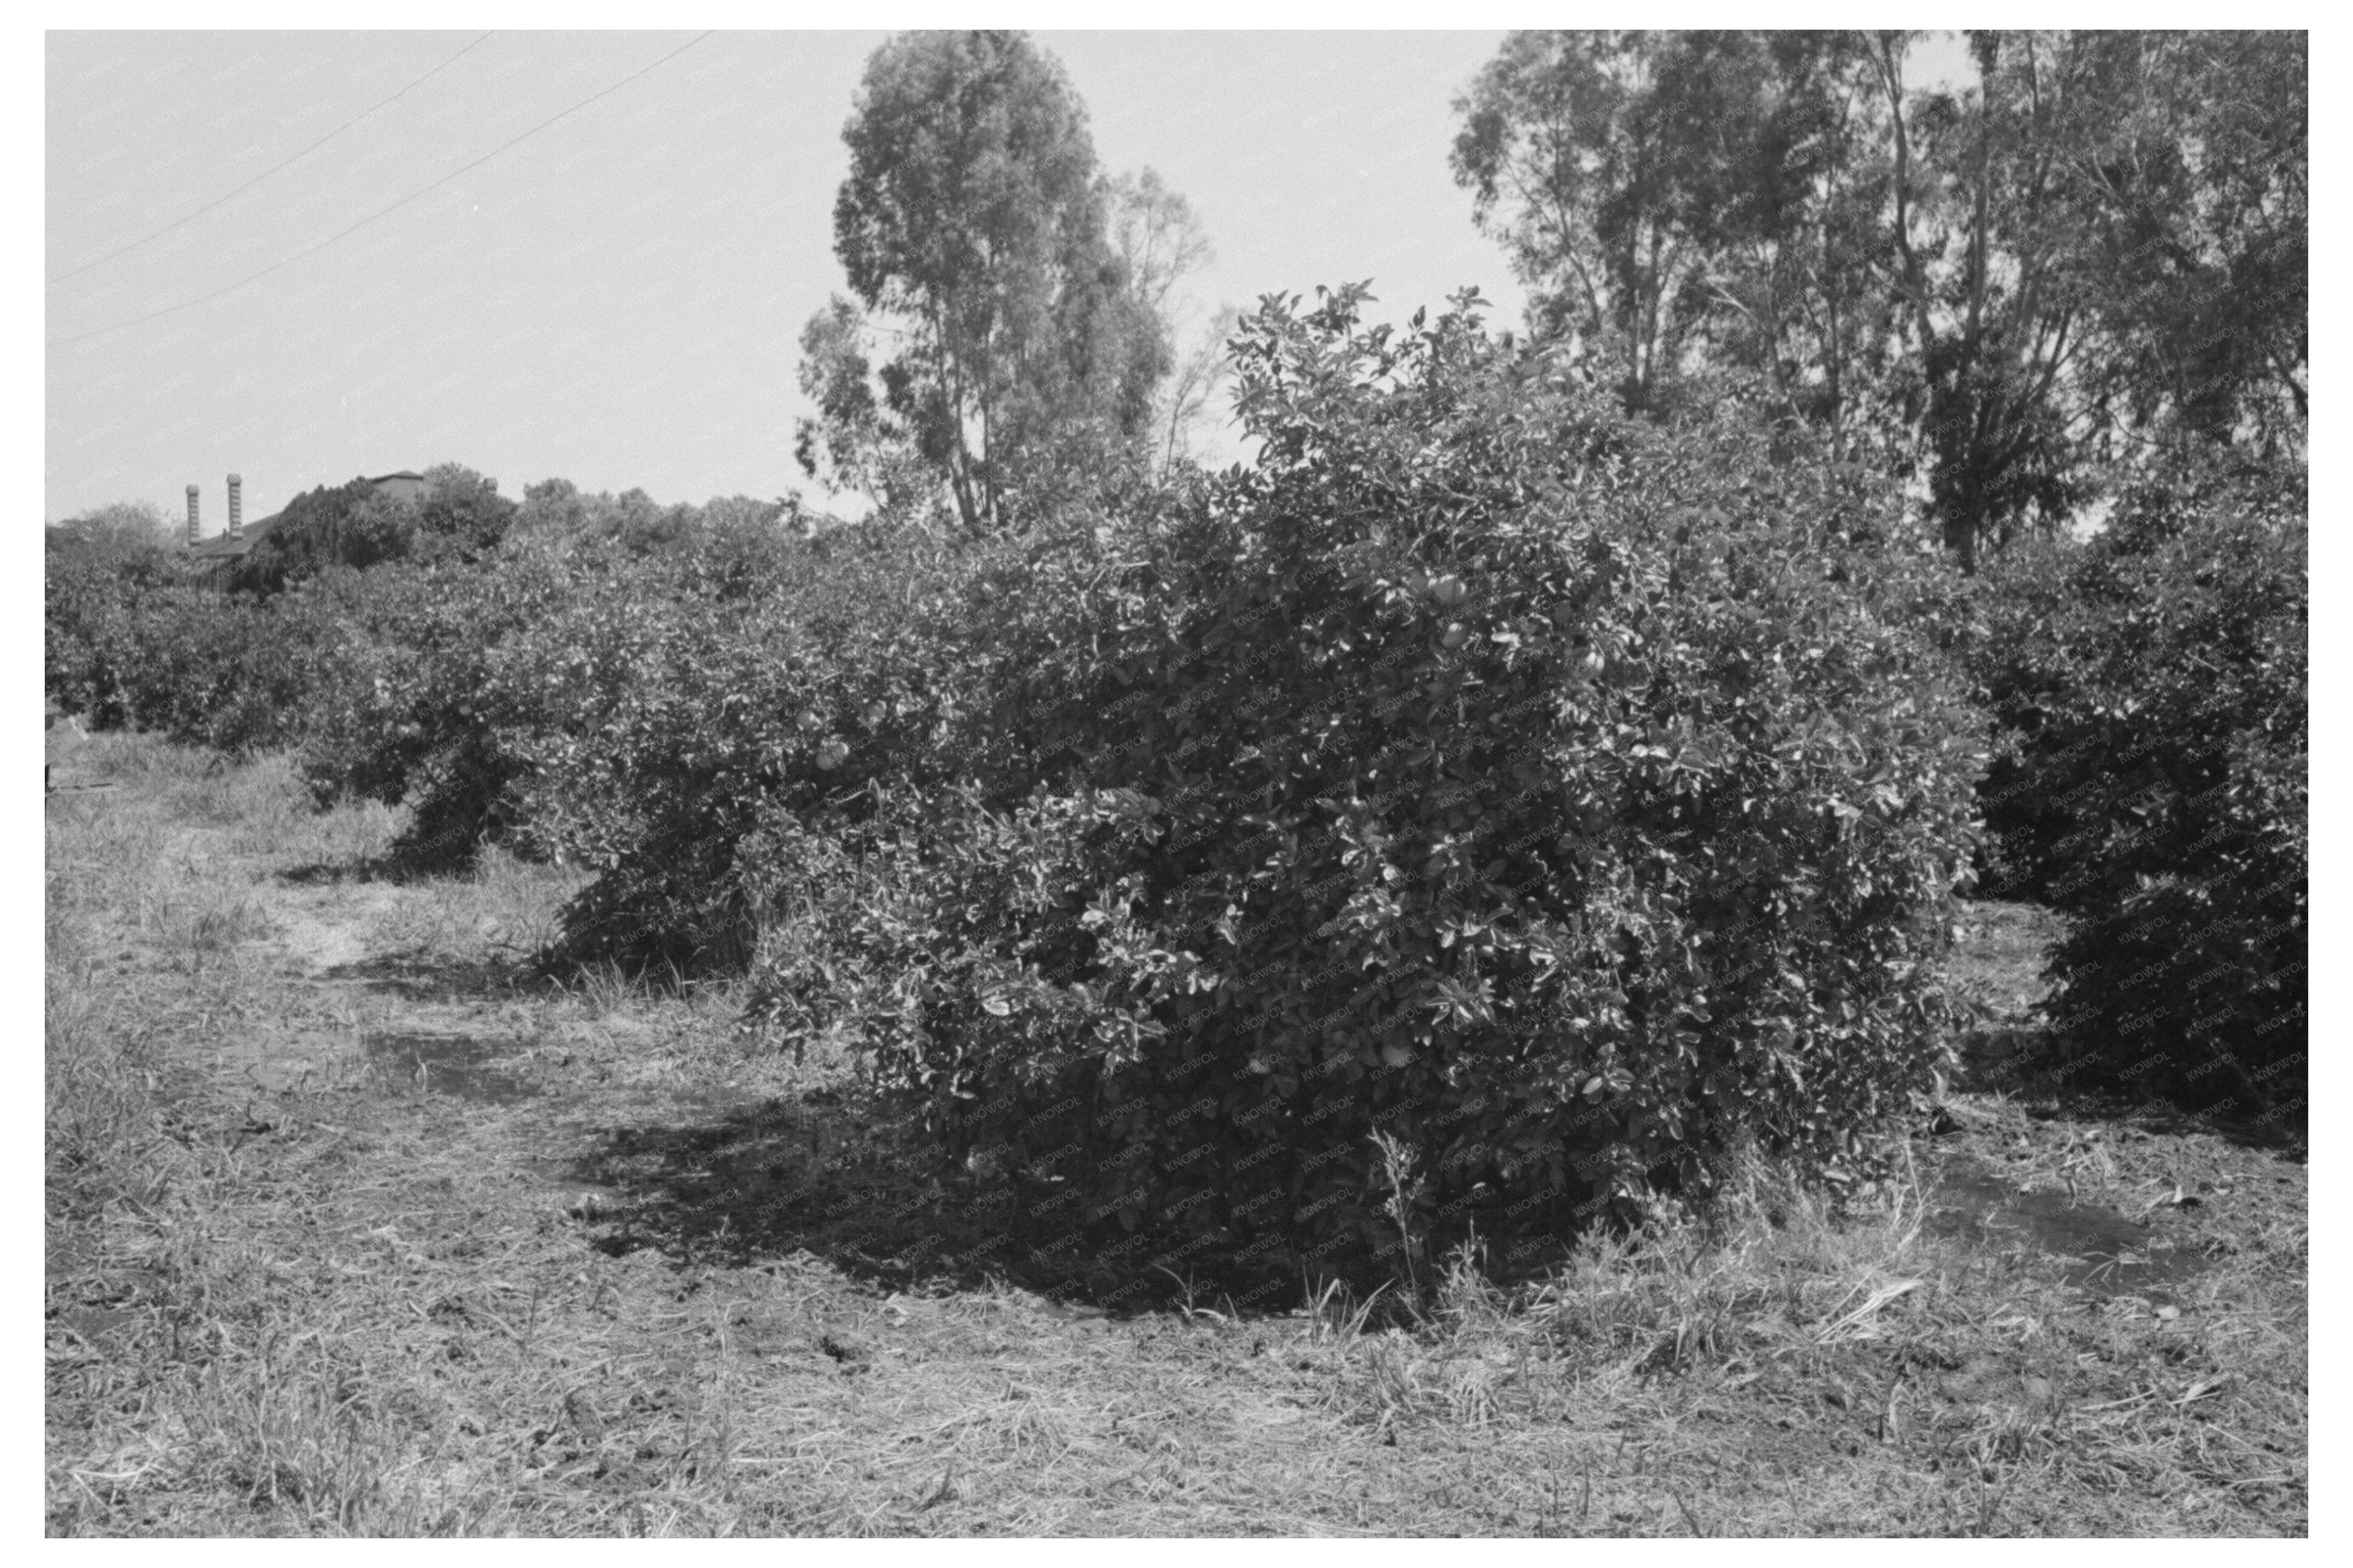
(54, 1305), (144, 1346)
(364, 1032), (539, 1105)
(1929, 1164), (2208, 1297)
(523, 1155), (613, 1193)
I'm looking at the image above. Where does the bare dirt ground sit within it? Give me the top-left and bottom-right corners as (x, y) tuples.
(46, 737), (2308, 1536)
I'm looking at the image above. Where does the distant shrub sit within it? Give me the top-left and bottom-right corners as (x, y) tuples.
(228, 476), (388, 595)
(227, 465), (519, 596)
(46, 513), (185, 726)
(742, 288), (1987, 1285)
(151, 585), (340, 755)
(409, 463), (521, 562)
(535, 517), (1006, 970)
(1975, 452), (2306, 1110)
(293, 496), (857, 880)
(47, 500), (179, 560)
(45, 517), (334, 754)
(279, 556), (532, 868)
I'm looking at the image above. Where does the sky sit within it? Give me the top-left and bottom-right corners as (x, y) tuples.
(45, 29), (1556, 529)
(45, 27), (1984, 530)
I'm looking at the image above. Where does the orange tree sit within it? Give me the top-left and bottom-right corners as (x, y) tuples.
(743, 286), (1987, 1288)
(1973, 453), (2306, 1112)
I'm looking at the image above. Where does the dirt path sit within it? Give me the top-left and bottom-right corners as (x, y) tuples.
(46, 741), (2309, 1536)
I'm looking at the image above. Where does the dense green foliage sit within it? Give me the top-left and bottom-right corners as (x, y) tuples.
(512, 518), (996, 967)
(735, 288), (1987, 1281)
(288, 491), (820, 873)
(45, 484), (815, 860)
(226, 476), (388, 594)
(47, 517), (332, 753)
(1974, 455), (2306, 1112)
(233, 464), (518, 595)
(51, 295), (1995, 1285)
(45, 511), (183, 729)
(45, 27), (2305, 1295)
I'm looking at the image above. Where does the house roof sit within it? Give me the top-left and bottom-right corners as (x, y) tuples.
(190, 510), (282, 559)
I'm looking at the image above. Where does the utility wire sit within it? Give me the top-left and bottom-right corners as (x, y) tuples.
(48, 31), (495, 287)
(48, 31), (713, 351)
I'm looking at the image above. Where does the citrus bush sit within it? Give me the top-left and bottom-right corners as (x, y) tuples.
(290, 495), (827, 876)
(1974, 453), (2306, 1110)
(523, 516), (1004, 972)
(227, 464), (520, 595)
(45, 523), (185, 728)
(46, 532), (337, 756)
(284, 550), (567, 869)
(744, 288), (1988, 1284)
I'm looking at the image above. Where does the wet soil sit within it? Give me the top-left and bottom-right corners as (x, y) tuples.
(363, 1031), (543, 1105)
(1926, 1159), (2211, 1298)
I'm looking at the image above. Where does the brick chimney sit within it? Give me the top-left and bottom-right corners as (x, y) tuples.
(186, 484), (200, 546)
(227, 473), (243, 542)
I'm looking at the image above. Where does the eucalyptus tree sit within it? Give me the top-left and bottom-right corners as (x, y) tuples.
(797, 31), (1178, 533)
(1453, 28), (2306, 568)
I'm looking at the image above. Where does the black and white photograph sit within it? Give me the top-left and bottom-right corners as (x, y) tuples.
(42, 21), (2310, 1537)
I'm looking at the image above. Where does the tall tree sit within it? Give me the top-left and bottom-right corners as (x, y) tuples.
(1107, 167), (1233, 475)
(1451, 32), (1912, 440)
(2057, 31), (2306, 458)
(1665, 33), (1909, 461)
(1868, 28), (2100, 568)
(1872, 30), (2305, 565)
(1107, 166), (1212, 329)
(799, 31), (1172, 533)
(1450, 32), (1701, 417)
(1155, 304), (1245, 477)
(1453, 28), (2307, 569)
(793, 294), (942, 522)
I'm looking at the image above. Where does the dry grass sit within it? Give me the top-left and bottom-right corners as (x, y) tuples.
(46, 735), (2307, 1535)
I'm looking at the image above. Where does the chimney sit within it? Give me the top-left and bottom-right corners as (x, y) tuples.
(186, 485), (200, 546)
(227, 473), (243, 542)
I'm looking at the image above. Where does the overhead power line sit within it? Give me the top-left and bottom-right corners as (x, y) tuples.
(48, 31), (495, 287)
(48, 31), (713, 351)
